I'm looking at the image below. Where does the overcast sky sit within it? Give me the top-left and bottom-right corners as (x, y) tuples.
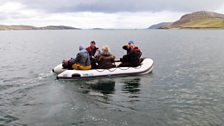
(0, 0), (224, 28)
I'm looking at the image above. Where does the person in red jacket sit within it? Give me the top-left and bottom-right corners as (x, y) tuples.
(86, 41), (99, 68)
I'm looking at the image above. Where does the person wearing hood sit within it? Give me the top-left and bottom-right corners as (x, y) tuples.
(95, 45), (115, 69)
(71, 45), (91, 70)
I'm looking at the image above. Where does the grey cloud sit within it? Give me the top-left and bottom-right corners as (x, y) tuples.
(4, 0), (224, 13)
(72, 0), (224, 13)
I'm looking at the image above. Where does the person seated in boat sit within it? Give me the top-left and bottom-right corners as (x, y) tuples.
(71, 45), (91, 70)
(86, 41), (99, 69)
(118, 40), (142, 67)
(95, 45), (116, 69)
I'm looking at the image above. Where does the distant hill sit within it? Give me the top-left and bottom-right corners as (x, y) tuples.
(148, 22), (172, 29)
(40, 25), (80, 30)
(0, 25), (80, 30)
(150, 11), (224, 29)
(91, 28), (104, 30)
(0, 25), (37, 30)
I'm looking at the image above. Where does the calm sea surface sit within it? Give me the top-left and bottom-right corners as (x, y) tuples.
(0, 30), (224, 126)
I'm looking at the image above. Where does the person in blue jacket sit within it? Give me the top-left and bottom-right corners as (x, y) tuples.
(71, 45), (91, 70)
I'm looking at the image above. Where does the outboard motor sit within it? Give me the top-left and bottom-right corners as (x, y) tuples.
(62, 58), (76, 69)
(62, 59), (70, 69)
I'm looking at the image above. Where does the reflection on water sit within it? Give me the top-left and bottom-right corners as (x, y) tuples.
(88, 80), (115, 94)
(65, 78), (141, 96)
(62, 79), (115, 95)
(122, 78), (141, 94)
(61, 77), (143, 104)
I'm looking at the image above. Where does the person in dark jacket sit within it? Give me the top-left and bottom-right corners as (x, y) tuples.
(86, 41), (99, 69)
(119, 41), (142, 67)
(95, 46), (115, 69)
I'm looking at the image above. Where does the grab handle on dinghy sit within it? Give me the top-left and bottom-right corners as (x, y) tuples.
(72, 74), (81, 78)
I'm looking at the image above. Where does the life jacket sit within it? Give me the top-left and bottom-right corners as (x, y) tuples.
(86, 46), (98, 57)
(133, 47), (141, 52)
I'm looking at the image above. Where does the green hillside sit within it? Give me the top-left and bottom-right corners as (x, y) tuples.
(171, 18), (224, 28)
(160, 11), (224, 29)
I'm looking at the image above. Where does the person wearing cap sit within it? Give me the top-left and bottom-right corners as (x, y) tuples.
(86, 41), (99, 69)
(119, 40), (142, 67)
(95, 45), (115, 69)
(124, 40), (135, 53)
(71, 45), (91, 70)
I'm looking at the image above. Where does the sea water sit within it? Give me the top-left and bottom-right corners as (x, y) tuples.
(0, 30), (224, 126)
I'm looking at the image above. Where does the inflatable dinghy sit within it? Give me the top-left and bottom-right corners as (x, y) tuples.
(52, 58), (153, 80)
